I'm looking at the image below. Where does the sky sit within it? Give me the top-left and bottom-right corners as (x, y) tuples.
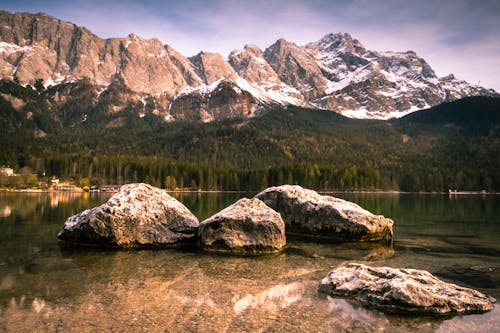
(2, 0), (500, 91)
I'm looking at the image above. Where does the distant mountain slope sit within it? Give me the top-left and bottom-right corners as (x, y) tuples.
(0, 10), (497, 123)
(1, 95), (499, 191)
(397, 96), (500, 133)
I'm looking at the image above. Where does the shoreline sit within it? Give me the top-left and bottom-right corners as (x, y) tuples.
(1, 188), (498, 195)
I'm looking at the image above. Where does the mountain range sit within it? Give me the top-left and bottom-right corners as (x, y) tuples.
(0, 10), (497, 127)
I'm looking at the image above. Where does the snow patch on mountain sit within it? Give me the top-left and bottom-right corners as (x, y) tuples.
(325, 65), (372, 93)
(342, 106), (418, 120)
(175, 78), (225, 98)
(235, 77), (304, 106)
(0, 41), (33, 54)
(44, 72), (71, 88)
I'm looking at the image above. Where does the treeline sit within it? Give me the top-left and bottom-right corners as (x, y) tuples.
(40, 154), (498, 192)
(1, 89), (499, 192)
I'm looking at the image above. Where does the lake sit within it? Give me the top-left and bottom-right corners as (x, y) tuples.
(0, 191), (499, 332)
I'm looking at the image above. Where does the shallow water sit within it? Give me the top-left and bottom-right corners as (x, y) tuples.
(0, 191), (499, 332)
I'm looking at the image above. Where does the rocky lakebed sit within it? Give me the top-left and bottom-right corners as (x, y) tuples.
(57, 183), (496, 317)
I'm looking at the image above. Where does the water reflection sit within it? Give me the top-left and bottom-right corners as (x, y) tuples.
(4, 272), (496, 332)
(0, 205), (11, 218)
(0, 192), (499, 332)
(233, 281), (307, 314)
(170, 191), (249, 220)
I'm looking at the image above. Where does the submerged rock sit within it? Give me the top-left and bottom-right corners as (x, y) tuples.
(57, 183), (199, 247)
(255, 185), (393, 242)
(198, 198), (286, 254)
(319, 263), (495, 315)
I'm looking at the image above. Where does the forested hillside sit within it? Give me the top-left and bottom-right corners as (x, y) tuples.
(1, 87), (499, 191)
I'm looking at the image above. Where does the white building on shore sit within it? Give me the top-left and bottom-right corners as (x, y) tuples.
(0, 167), (14, 177)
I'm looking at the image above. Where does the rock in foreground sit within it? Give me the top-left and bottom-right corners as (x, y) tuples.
(255, 185), (393, 242)
(198, 198), (286, 254)
(57, 183), (199, 247)
(319, 263), (495, 315)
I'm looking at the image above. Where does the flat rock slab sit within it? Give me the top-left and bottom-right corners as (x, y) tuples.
(255, 185), (393, 242)
(57, 183), (199, 247)
(319, 263), (495, 315)
(198, 198), (286, 254)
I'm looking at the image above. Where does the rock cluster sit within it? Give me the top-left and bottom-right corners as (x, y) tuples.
(57, 183), (495, 317)
(319, 263), (495, 315)
(255, 185), (393, 243)
(59, 184), (393, 250)
(57, 183), (199, 247)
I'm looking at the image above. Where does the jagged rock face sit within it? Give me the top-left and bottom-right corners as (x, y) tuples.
(117, 34), (188, 94)
(198, 198), (286, 254)
(229, 44), (281, 85)
(189, 51), (237, 84)
(305, 33), (373, 82)
(438, 74), (492, 101)
(57, 183), (199, 247)
(229, 45), (306, 106)
(165, 45), (204, 87)
(169, 80), (260, 122)
(0, 11), (110, 85)
(319, 263), (495, 315)
(306, 33), (497, 118)
(0, 10), (497, 123)
(0, 11), (196, 95)
(264, 39), (328, 100)
(255, 185), (393, 243)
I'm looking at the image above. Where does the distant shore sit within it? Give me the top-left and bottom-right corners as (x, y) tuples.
(0, 187), (498, 195)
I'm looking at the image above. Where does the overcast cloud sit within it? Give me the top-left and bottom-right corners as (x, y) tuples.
(2, 0), (499, 91)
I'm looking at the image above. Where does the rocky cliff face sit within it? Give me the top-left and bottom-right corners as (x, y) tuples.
(0, 10), (497, 124)
(264, 39), (328, 100)
(303, 33), (496, 118)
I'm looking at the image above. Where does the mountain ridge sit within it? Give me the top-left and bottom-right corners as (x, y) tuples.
(0, 10), (497, 124)
(1, 94), (498, 191)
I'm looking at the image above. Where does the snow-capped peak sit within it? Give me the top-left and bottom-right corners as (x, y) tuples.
(0, 9), (496, 122)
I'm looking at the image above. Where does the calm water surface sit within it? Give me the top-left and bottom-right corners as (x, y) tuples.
(0, 191), (499, 332)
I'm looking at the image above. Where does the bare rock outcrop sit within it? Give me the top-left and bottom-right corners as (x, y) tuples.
(57, 183), (199, 247)
(189, 51), (237, 84)
(0, 10), (497, 122)
(198, 198), (286, 254)
(264, 38), (328, 100)
(229, 44), (282, 85)
(169, 79), (259, 122)
(254, 185), (393, 243)
(319, 263), (495, 315)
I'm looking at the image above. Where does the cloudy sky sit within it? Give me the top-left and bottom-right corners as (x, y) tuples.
(2, 0), (500, 91)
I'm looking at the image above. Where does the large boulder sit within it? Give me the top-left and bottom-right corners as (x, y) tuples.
(255, 185), (393, 242)
(57, 183), (199, 247)
(319, 263), (495, 315)
(198, 198), (286, 254)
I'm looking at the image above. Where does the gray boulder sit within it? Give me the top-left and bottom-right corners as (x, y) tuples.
(319, 263), (495, 315)
(198, 198), (286, 254)
(255, 185), (393, 242)
(57, 183), (199, 247)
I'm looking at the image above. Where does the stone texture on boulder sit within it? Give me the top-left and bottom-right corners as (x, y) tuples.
(57, 183), (199, 247)
(319, 263), (495, 315)
(198, 198), (286, 254)
(255, 185), (393, 242)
